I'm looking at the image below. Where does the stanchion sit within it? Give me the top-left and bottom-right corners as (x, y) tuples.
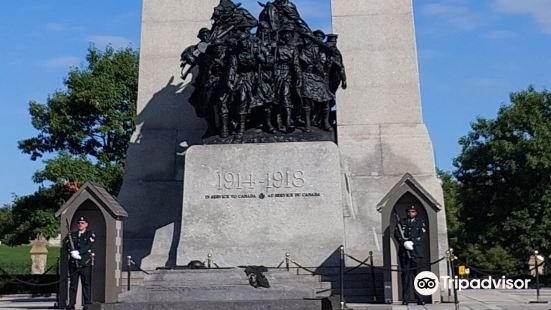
(529, 250), (548, 304)
(446, 249), (452, 302)
(369, 251), (376, 302)
(207, 253), (212, 269)
(126, 256), (132, 291)
(285, 253), (291, 272)
(340, 245), (345, 310)
(90, 253), (95, 305)
(448, 249), (459, 310)
(55, 257), (60, 308)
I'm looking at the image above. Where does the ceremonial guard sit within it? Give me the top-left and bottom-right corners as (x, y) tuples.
(394, 205), (426, 305)
(64, 216), (96, 310)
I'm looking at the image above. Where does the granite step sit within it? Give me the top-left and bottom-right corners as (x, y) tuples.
(90, 299), (323, 310)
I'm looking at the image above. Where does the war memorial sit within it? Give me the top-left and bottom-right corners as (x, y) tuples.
(58, 0), (450, 308)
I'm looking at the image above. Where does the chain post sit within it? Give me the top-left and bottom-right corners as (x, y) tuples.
(340, 245), (345, 310)
(445, 249), (451, 301)
(285, 253), (291, 272)
(535, 250), (540, 303)
(207, 253), (212, 269)
(528, 249), (548, 304)
(448, 248), (459, 310)
(90, 253), (95, 304)
(369, 251), (376, 302)
(127, 256), (132, 291)
(55, 256), (60, 308)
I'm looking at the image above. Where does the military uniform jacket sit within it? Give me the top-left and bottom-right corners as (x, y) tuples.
(64, 230), (96, 266)
(394, 218), (426, 258)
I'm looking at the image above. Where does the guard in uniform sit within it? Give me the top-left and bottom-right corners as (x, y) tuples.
(394, 205), (426, 305)
(64, 216), (96, 310)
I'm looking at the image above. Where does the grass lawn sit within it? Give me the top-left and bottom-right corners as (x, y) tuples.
(0, 244), (60, 275)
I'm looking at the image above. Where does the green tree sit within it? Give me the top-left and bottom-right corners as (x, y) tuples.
(453, 86), (551, 273)
(3, 186), (71, 245)
(437, 169), (463, 252)
(0, 205), (15, 244)
(2, 45), (138, 245)
(19, 45), (138, 194)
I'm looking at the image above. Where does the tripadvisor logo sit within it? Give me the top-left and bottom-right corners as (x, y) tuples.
(414, 271), (440, 296)
(414, 271), (532, 295)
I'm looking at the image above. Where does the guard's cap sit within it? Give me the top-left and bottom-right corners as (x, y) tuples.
(76, 216), (88, 223)
(406, 205), (417, 212)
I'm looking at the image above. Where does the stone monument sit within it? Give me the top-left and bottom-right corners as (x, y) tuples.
(30, 234), (48, 275)
(116, 0), (449, 305)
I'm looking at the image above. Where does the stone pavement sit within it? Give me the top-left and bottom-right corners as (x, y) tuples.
(1, 289), (550, 309)
(0, 295), (58, 309)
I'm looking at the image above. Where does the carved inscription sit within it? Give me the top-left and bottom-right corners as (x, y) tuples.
(216, 170), (305, 191)
(203, 169), (320, 200)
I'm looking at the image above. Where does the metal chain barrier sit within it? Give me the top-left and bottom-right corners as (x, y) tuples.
(125, 256), (151, 291)
(0, 264), (77, 287)
(345, 253), (447, 272)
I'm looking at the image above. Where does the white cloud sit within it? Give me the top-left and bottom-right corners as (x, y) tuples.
(88, 35), (133, 49)
(42, 56), (80, 68)
(422, 2), (487, 30)
(493, 0), (551, 34)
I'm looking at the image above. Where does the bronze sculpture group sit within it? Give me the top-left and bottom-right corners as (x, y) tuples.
(181, 0), (346, 141)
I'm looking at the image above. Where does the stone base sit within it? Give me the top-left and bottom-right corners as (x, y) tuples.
(178, 142), (345, 267)
(89, 299), (323, 310)
(90, 268), (331, 310)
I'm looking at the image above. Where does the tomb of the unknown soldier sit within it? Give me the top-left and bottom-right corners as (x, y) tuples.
(60, 0), (450, 309)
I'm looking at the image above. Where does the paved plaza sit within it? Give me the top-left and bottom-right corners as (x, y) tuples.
(1, 289), (550, 310)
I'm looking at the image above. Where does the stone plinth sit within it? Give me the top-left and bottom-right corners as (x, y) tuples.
(92, 269), (324, 310)
(30, 235), (48, 275)
(178, 142), (344, 267)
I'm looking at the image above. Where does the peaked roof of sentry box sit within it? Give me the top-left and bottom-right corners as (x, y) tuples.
(376, 173), (442, 213)
(56, 181), (128, 219)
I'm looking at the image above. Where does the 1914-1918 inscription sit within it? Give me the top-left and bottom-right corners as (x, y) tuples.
(179, 142), (344, 267)
(216, 169), (305, 190)
(204, 169), (321, 200)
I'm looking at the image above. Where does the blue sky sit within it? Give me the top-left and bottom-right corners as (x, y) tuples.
(1, 0), (550, 206)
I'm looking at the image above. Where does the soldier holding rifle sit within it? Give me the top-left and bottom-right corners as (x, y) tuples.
(64, 216), (96, 310)
(394, 205), (426, 305)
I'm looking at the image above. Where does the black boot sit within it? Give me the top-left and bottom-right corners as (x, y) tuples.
(236, 115), (246, 139)
(285, 108), (295, 133)
(321, 102), (333, 131)
(264, 108), (276, 134)
(303, 107), (312, 133)
(220, 114), (229, 138)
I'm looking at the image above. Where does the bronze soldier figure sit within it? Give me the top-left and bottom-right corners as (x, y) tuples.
(299, 30), (335, 132)
(274, 25), (301, 133)
(325, 34), (347, 95)
(255, 22), (278, 133)
(228, 28), (262, 139)
(181, 0), (346, 141)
